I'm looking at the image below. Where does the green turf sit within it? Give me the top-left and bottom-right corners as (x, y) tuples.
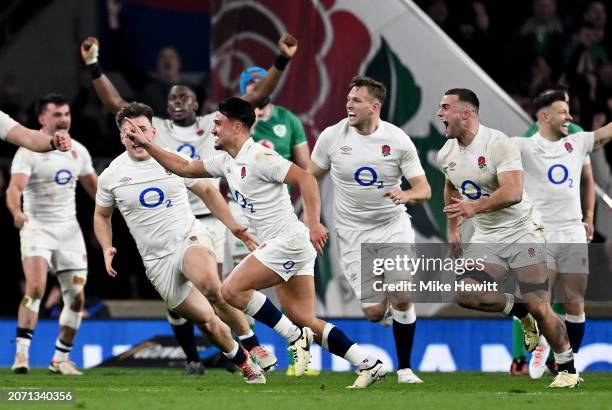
(1, 369), (610, 410)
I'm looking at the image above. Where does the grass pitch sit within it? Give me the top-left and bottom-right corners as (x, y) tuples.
(1, 368), (610, 410)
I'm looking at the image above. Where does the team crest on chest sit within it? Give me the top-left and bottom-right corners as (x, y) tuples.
(118, 177), (132, 184)
(381, 144), (391, 157)
(477, 156), (487, 169)
(273, 124), (287, 137)
(196, 129), (204, 136)
(240, 166), (247, 179)
(71, 150), (78, 159)
(564, 142), (573, 153)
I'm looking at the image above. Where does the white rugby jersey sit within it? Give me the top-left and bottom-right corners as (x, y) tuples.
(96, 151), (198, 260)
(311, 118), (425, 231)
(437, 124), (538, 235)
(11, 139), (95, 223)
(153, 114), (219, 216)
(203, 138), (299, 241)
(513, 131), (594, 230)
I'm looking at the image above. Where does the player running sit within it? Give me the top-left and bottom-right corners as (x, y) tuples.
(128, 97), (387, 389)
(437, 88), (585, 388)
(309, 76), (431, 384)
(513, 90), (612, 378)
(80, 33), (298, 372)
(8, 94), (97, 375)
(93, 102), (265, 383)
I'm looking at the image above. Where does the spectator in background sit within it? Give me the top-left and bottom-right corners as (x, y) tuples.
(505, 0), (565, 88)
(105, 0), (207, 116)
(564, 21), (610, 132)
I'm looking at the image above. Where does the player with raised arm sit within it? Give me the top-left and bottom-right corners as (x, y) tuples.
(8, 94), (97, 375)
(309, 76), (431, 384)
(437, 88), (583, 388)
(513, 91), (612, 379)
(80, 34), (298, 373)
(94, 102), (266, 383)
(128, 97), (387, 389)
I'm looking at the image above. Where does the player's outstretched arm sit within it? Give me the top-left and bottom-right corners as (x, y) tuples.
(6, 173), (29, 229)
(124, 117), (209, 178)
(384, 175), (431, 205)
(81, 37), (129, 115)
(2, 112), (71, 152)
(189, 180), (258, 251)
(1, 111), (71, 152)
(93, 204), (118, 277)
(242, 33), (298, 108)
(285, 163), (328, 254)
(593, 121), (612, 151)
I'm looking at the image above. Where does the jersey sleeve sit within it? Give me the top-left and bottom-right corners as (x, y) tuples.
(183, 177), (199, 188)
(95, 171), (116, 208)
(255, 149), (292, 183)
(493, 137), (523, 173)
(10, 148), (34, 176)
(578, 131), (595, 157)
(399, 137), (425, 179)
(0, 111), (18, 140)
(289, 112), (307, 148)
(202, 153), (227, 178)
(77, 145), (96, 176)
(311, 128), (333, 170)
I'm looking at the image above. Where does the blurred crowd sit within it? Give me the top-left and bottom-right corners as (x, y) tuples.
(420, 0), (611, 136)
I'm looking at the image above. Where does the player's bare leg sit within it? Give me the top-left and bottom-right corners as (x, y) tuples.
(276, 275), (386, 388)
(182, 245), (276, 369)
(455, 262), (540, 352)
(558, 273), (587, 353)
(221, 254), (312, 376)
(515, 263), (580, 387)
(49, 269), (86, 376)
(173, 285), (265, 384)
(13, 256), (48, 374)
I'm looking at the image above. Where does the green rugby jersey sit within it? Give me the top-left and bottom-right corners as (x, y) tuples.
(252, 105), (307, 160)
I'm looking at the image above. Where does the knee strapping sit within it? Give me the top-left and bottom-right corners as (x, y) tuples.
(518, 278), (549, 294)
(22, 295), (41, 313)
(57, 270), (86, 329)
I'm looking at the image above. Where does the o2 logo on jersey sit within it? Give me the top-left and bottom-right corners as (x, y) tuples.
(139, 187), (173, 208)
(283, 261), (295, 271)
(54, 169), (73, 185)
(234, 189), (255, 213)
(547, 164), (573, 188)
(354, 166), (384, 189)
(176, 144), (200, 160)
(460, 180), (489, 200)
